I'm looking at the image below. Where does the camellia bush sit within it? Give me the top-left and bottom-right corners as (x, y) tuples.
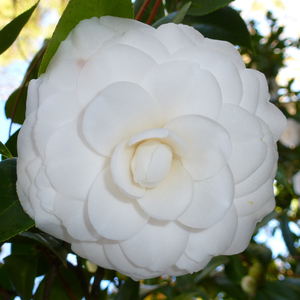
(1, 0), (300, 299)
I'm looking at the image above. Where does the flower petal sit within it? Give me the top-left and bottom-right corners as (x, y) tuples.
(164, 115), (232, 180)
(54, 194), (100, 241)
(120, 220), (189, 272)
(71, 17), (116, 59)
(71, 241), (114, 270)
(110, 138), (145, 199)
(82, 82), (160, 157)
(219, 104), (268, 184)
(137, 163), (194, 220)
(171, 47), (243, 105)
(185, 205), (238, 261)
(103, 241), (162, 279)
(77, 44), (157, 106)
(129, 128), (187, 156)
(88, 166), (149, 240)
(45, 121), (109, 200)
(175, 254), (211, 274)
(178, 164), (234, 228)
(142, 60), (222, 124)
(224, 199), (274, 255)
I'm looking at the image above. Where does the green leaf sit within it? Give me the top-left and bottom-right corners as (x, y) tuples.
(225, 255), (248, 284)
(2, 130), (19, 161)
(0, 264), (14, 291)
(183, 6), (253, 50)
(260, 280), (300, 300)
(276, 164), (294, 195)
(245, 244), (272, 267)
(179, 0), (233, 16)
(280, 214), (298, 256)
(115, 278), (139, 300)
(214, 277), (247, 300)
(39, 0), (134, 75)
(5, 86), (28, 125)
(194, 256), (229, 283)
(19, 231), (68, 266)
(34, 265), (83, 300)
(0, 1), (39, 55)
(0, 142), (13, 160)
(152, 2), (192, 28)
(4, 254), (38, 300)
(0, 159), (35, 243)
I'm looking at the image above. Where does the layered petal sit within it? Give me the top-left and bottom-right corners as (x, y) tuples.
(45, 121), (109, 200)
(88, 167), (149, 240)
(164, 115), (232, 180)
(137, 163), (194, 220)
(142, 60), (222, 124)
(178, 164), (234, 228)
(82, 82), (161, 157)
(120, 220), (189, 271)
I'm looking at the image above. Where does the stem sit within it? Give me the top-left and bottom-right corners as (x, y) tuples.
(135, 0), (152, 21)
(90, 267), (105, 300)
(43, 265), (59, 300)
(146, 0), (162, 25)
(8, 45), (47, 138)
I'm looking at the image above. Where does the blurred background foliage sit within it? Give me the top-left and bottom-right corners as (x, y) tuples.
(1, 0), (300, 299)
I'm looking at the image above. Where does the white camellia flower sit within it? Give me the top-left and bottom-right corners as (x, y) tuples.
(279, 118), (300, 148)
(17, 16), (286, 280)
(293, 171), (300, 195)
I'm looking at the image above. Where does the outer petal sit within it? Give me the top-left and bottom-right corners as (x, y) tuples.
(103, 241), (162, 280)
(25, 77), (43, 117)
(142, 60), (222, 124)
(175, 254), (211, 274)
(219, 104), (267, 184)
(178, 164), (234, 228)
(164, 115), (232, 180)
(137, 163), (194, 220)
(88, 166), (149, 240)
(185, 205), (238, 261)
(82, 82), (160, 157)
(71, 241), (114, 270)
(34, 90), (83, 157)
(45, 121), (109, 200)
(77, 44), (157, 106)
(224, 199), (275, 255)
(71, 17), (116, 59)
(54, 194), (100, 241)
(110, 138), (145, 199)
(120, 220), (189, 272)
(171, 46), (243, 105)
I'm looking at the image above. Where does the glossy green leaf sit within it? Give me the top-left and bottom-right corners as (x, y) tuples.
(183, 6), (253, 50)
(152, 2), (191, 28)
(0, 1), (39, 55)
(260, 280), (300, 300)
(0, 142), (13, 160)
(4, 254), (38, 300)
(280, 214), (298, 256)
(115, 278), (139, 300)
(225, 255), (248, 284)
(19, 231), (68, 266)
(2, 130), (19, 160)
(39, 0), (134, 75)
(5, 87), (27, 125)
(0, 159), (35, 243)
(179, 0), (233, 16)
(245, 244), (272, 267)
(194, 256), (229, 283)
(0, 264), (14, 291)
(276, 164), (294, 195)
(34, 265), (83, 300)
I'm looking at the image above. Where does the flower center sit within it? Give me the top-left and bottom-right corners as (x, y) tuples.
(130, 140), (173, 188)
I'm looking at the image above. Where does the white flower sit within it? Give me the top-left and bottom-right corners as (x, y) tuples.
(293, 171), (300, 195)
(279, 118), (300, 148)
(17, 16), (286, 280)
